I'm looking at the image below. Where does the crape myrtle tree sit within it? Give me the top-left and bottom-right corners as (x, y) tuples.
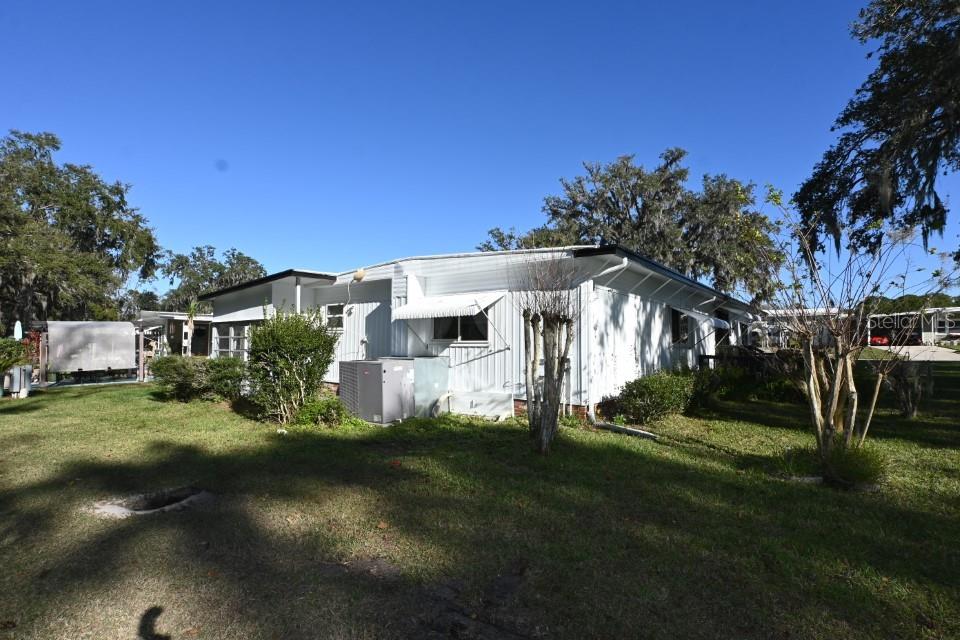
(761, 189), (955, 473)
(480, 150), (784, 303)
(796, 0), (960, 264)
(516, 256), (582, 455)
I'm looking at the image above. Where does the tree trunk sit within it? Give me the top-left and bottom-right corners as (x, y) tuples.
(858, 371), (884, 446)
(843, 354), (858, 447)
(536, 314), (560, 454)
(525, 312), (543, 436)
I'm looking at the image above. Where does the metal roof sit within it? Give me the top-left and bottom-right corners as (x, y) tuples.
(197, 269), (337, 301)
(197, 245), (751, 310)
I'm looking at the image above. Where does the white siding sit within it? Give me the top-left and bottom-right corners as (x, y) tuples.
(589, 275), (717, 401)
(210, 284), (272, 323)
(311, 280), (392, 383)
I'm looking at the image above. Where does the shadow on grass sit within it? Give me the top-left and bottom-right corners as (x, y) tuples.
(138, 607), (170, 640)
(1, 388), (959, 638)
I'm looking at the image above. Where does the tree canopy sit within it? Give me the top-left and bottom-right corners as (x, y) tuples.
(0, 130), (161, 331)
(795, 0), (960, 257)
(160, 245), (266, 312)
(479, 149), (783, 301)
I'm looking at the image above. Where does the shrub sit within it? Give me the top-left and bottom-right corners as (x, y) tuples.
(206, 356), (246, 401)
(823, 444), (887, 488)
(295, 391), (348, 427)
(775, 445), (820, 478)
(619, 370), (695, 424)
(0, 338), (27, 373)
(247, 310), (338, 423)
(884, 361), (924, 419)
(559, 413), (587, 429)
(692, 366), (751, 406)
(150, 356), (210, 401)
(753, 377), (806, 403)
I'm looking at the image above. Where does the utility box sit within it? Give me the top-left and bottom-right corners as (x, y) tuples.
(339, 359), (415, 424)
(413, 356), (449, 417)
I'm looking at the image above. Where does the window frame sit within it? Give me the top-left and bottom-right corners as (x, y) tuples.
(431, 313), (489, 345)
(670, 308), (691, 348)
(214, 323), (253, 360)
(325, 303), (345, 331)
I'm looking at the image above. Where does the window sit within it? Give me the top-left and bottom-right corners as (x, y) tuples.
(215, 323), (251, 359)
(326, 304), (344, 329)
(715, 309), (730, 347)
(432, 314), (488, 342)
(670, 308), (690, 346)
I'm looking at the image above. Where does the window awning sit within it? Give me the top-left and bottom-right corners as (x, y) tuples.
(392, 292), (504, 321)
(678, 308), (731, 330)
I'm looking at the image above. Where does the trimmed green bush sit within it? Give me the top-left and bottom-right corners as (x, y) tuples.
(295, 392), (348, 427)
(248, 310), (338, 423)
(823, 444), (887, 488)
(150, 356), (210, 401)
(619, 370), (695, 424)
(206, 356), (246, 401)
(0, 338), (27, 373)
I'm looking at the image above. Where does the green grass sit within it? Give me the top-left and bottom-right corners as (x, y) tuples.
(1, 369), (959, 640)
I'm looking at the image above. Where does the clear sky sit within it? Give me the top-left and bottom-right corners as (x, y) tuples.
(3, 1), (957, 292)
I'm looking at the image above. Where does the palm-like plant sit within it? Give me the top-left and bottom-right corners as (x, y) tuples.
(183, 300), (198, 357)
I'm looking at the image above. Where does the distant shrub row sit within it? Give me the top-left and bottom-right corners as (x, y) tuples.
(151, 355), (245, 402)
(598, 363), (804, 426)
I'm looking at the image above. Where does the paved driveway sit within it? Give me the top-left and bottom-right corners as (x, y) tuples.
(875, 345), (960, 361)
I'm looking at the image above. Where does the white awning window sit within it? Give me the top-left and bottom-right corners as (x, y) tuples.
(392, 292), (504, 321)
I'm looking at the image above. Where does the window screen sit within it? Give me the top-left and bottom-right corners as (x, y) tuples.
(459, 314), (487, 341)
(671, 309), (690, 346)
(433, 316), (459, 340)
(215, 323), (252, 359)
(326, 304), (344, 329)
(432, 314), (488, 342)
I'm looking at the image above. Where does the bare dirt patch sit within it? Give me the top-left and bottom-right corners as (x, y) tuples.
(89, 486), (213, 519)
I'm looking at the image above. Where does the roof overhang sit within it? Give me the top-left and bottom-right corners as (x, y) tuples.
(198, 269), (337, 301)
(136, 310), (214, 323)
(573, 245), (751, 311)
(392, 292), (504, 321)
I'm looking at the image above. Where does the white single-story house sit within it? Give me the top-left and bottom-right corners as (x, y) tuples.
(198, 245), (753, 418)
(868, 307), (960, 344)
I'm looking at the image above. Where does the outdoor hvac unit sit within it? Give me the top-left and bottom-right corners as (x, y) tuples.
(339, 359), (415, 424)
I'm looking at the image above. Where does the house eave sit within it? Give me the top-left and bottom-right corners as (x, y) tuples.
(197, 269), (337, 301)
(572, 245), (751, 311)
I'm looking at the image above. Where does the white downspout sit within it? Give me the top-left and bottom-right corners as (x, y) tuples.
(594, 257), (629, 282)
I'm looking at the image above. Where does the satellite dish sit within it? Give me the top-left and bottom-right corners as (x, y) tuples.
(13, 321), (22, 340)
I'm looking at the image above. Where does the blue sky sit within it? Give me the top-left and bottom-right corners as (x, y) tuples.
(3, 1), (957, 292)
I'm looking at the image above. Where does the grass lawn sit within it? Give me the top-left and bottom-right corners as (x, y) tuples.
(1, 369), (959, 640)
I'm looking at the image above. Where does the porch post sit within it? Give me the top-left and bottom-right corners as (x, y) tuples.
(138, 326), (145, 382)
(295, 277), (302, 314)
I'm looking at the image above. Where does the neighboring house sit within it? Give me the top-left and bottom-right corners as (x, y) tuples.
(868, 307), (960, 344)
(198, 245), (752, 417)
